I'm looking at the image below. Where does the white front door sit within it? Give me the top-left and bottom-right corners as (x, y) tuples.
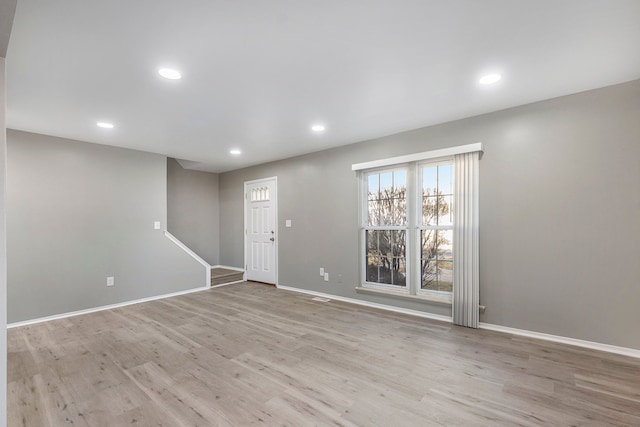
(245, 177), (277, 284)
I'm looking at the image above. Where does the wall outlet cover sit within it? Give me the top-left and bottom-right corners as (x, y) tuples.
(320, 267), (324, 276)
(324, 272), (329, 282)
(106, 276), (115, 287)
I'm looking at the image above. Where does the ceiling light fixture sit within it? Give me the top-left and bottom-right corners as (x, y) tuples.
(158, 68), (182, 80)
(479, 73), (502, 85)
(311, 124), (325, 132)
(96, 122), (114, 129)
(230, 149), (242, 155)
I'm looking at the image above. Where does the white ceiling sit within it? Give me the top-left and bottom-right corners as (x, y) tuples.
(6, 0), (640, 172)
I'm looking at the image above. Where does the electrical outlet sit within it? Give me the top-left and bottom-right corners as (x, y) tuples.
(154, 221), (161, 230)
(320, 267), (324, 276)
(324, 272), (329, 282)
(106, 276), (115, 287)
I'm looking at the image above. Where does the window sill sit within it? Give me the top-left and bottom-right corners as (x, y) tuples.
(355, 286), (452, 306)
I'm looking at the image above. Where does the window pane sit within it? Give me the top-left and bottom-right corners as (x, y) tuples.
(375, 171), (406, 226)
(366, 229), (406, 287)
(423, 196), (438, 226)
(379, 260), (393, 284)
(393, 257), (406, 286)
(366, 230), (380, 258)
(393, 170), (406, 192)
(421, 229), (437, 262)
(421, 229), (453, 292)
(438, 164), (453, 195)
(423, 166), (437, 196)
(437, 260), (453, 292)
(368, 200), (380, 226)
(367, 174), (379, 201)
(438, 195), (453, 226)
(438, 230), (453, 291)
(391, 197), (407, 225)
(391, 230), (405, 257)
(366, 255), (380, 283)
(380, 172), (392, 194)
(389, 228), (406, 286)
(379, 197), (393, 225)
(421, 162), (454, 227)
(438, 230), (453, 261)
(421, 228), (438, 290)
(378, 230), (392, 258)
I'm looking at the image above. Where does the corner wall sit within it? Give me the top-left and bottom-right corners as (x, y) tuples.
(219, 80), (640, 349)
(6, 130), (206, 323)
(167, 158), (219, 265)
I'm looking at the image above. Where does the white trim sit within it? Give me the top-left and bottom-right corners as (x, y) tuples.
(352, 142), (483, 171)
(355, 286), (451, 305)
(244, 176), (278, 286)
(479, 323), (640, 359)
(360, 282), (411, 293)
(8, 285), (210, 329)
(276, 285), (452, 323)
(211, 280), (244, 288)
(277, 285), (640, 359)
(164, 231), (211, 268)
(164, 230), (211, 285)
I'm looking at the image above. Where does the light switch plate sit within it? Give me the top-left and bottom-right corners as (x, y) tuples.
(107, 276), (114, 287)
(285, 220), (292, 228)
(324, 272), (329, 282)
(320, 267), (324, 276)
(154, 221), (161, 230)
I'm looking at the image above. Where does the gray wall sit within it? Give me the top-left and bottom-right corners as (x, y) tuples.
(1, 7), (15, 421)
(219, 80), (640, 349)
(167, 158), (219, 265)
(7, 130), (206, 323)
(0, 57), (8, 427)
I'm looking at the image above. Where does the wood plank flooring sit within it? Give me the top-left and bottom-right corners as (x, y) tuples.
(210, 268), (244, 287)
(7, 282), (640, 426)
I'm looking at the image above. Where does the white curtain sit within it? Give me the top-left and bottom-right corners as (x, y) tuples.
(453, 152), (480, 328)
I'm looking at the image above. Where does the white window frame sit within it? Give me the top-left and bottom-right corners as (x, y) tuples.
(416, 158), (454, 298)
(360, 165), (411, 292)
(359, 158), (456, 300)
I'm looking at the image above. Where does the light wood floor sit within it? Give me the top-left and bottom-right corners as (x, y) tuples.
(210, 268), (244, 287)
(8, 282), (640, 426)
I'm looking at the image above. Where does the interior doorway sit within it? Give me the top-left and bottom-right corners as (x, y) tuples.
(244, 177), (277, 284)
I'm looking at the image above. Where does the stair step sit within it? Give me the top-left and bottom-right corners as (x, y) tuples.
(211, 268), (244, 286)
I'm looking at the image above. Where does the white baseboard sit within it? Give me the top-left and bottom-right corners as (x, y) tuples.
(211, 265), (245, 272)
(211, 280), (244, 288)
(276, 285), (640, 359)
(11, 280), (638, 359)
(7, 285), (210, 329)
(275, 285), (453, 324)
(478, 322), (640, 359)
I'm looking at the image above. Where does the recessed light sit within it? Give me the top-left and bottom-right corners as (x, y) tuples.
(311, 124), (325, 132)
(479, 73), (502, 85)
(158, 68), (182, 80)
(230, 149), (242, 155)
(96, 122), (114, 129)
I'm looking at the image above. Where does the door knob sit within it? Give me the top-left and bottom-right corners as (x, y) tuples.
(270, 237), (275, 242)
